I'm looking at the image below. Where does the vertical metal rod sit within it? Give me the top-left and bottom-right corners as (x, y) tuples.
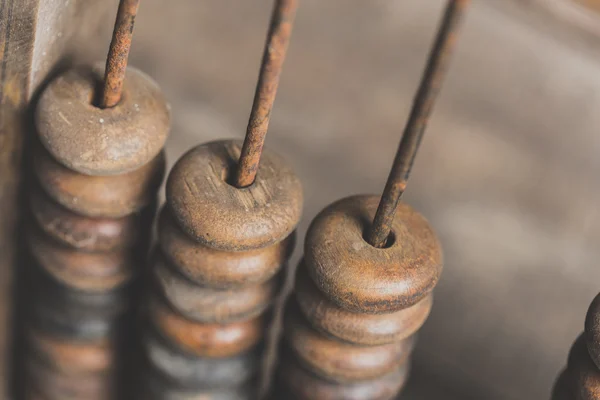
(101, 0), (140, 109)
(367, 0), (470, 248)
(235, 0), (298, 188)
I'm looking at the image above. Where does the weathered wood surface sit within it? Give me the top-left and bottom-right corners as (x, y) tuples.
(0, 0), (115, 398)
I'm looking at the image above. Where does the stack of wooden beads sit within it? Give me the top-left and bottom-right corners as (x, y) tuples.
(140, 139), (302, 399)
(24, 64), (169, 400)
(275, 195), (442, 400)
(552, 294), (600, 399)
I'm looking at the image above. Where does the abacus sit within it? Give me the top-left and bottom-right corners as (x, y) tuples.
(273, 1), (468, 399)
(138, 1), (303, 399)
(22, 1), (169, 398)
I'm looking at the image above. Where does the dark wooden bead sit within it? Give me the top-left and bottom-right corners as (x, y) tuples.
(29, 184), (140, 252)
(27, 224), (135, 292)
(153, 252), (279, 324)
(283, 299), (413, 383)
(34, 144), (165, 218)
(143, 329), (259, 389)
(158, 207), (295, 288)
(149, 293), (264, 358)
(27, 356), (113, 400)
(305, 195), (442, 314)
(295, 263), (433, 346)
(36, 65), (170, 176)
(166, 140), (303, 251)
(277, 354), (408, 400)
(568, 333), (600, 400)
(586, 292), (600, 370)
(27, 328), (113, 375)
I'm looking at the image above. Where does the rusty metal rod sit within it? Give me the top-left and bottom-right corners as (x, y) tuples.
(235, 0), (298, 188)
(101, 0), (140, 109)
(367, 0), (470, 248)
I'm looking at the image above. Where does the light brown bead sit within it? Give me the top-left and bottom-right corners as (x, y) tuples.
(295, 263), (433, 346)
(158, 207), (294, 288)
(283, 299), (413, 383)
(305, 195), (442, 314)
(569, 334), (600, 400)
(166, 140), (303, 251)
(277, 354), (408, 400)
(34, 144), (164, 218)
(36, 65), (170, 176)
(27, 225), (135, 292)
(144, 329), (259, 389)
(27, 328), (113, 375)
(586, 292), (600, 370)
(29, 184), (140, 252)
(149, 294), (264, 358)
(153, 251), (280, 324)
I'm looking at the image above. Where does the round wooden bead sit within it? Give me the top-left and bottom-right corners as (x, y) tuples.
(28, 329), (113, 375)
(27, 357), (113, 400)
(27, 225), (135, 292)
(153, 252), (279, 324)
(283, 299), (413, 382)
(29, 184), (140, 252)
(36, 65), (170, 175)
(586, 292), (600, 369)
(305, 195), (442, 314)
(149, 294), (264, 358)
(166, 140), (303, 251)
(158, 207), (294, 288)
(569, 333), (600, 400)
(34, 145), (164, 218)
(144, 329), (259, 389)
(277, 355), (408, 400)
(295, 264), (433, 346)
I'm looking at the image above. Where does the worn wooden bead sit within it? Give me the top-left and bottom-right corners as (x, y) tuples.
(34, 145), (164, 218)
(305, 195), (442, 314)
(153, 252), (279, 324)
(283, 299), (413, 383)
(27, 329), (113, 375)
(36, 65), (170, 175)
(149, 294), (264, 358)
(295, 264), (432, 346)
(277, 354), (408, 400)
(585, 292), (600, 370)
(166, 140), (303, 251)
(27, 225), (135, 292)
(158, 207), (294, 288)
(568, 334), (600, 400)
(30, 184), (140, 252)
(144, 329), (259, 389)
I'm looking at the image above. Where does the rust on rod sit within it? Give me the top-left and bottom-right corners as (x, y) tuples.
(235, 0), (299, 188)
(367, 0), (471, 248)
(101, 0), (140, 109)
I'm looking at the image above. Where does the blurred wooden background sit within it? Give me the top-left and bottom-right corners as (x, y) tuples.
(8, 0), (600, 399)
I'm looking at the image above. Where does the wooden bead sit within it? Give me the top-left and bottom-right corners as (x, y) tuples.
(158, 207), (294, 288)
(149, 294), (264, 358)
(586, 292), (600, 369)
(153, 252), (279, 324)
(144, 329), (259, 389)
(27, 225), (135, 292)
(36, 65), (170, 176)
(568, 334), (600, 400)
(29, 184), (140, 252)
(27, 329), (113, 375)
(305, 195), (442, 314)
(166, 140), (303, 251)
(277, 354), (408, 400)
(34, 145), (164, 218)
(283, 299), (413, 383)
(295, 264), (433, 346)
